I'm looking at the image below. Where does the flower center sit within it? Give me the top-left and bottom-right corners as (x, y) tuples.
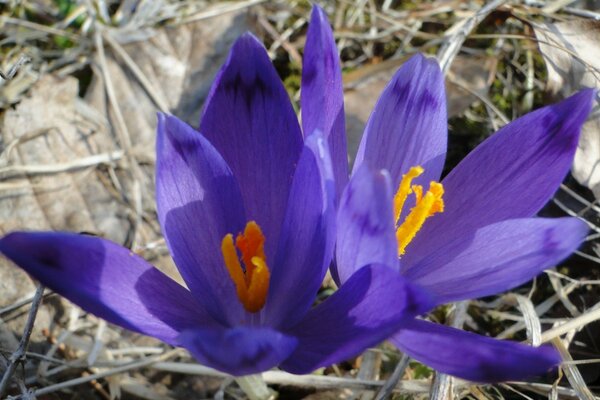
(221, 221), (270, 313)
(393, 166), (445, 256)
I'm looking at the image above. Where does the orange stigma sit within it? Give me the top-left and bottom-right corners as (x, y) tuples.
(394, 166), (444, 256)
(221, 221), (270, 313)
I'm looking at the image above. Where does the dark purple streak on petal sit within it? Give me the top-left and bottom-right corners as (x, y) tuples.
(353, 54), (447, 190)
(404, 89), (595, 264)
(200, 33), (303, 255)
(391, 319), (560, 382)
(0, 232), (217, 345)
(179, 326), (298, 376)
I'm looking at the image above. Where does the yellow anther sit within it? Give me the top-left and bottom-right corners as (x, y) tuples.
(221, 234), (248, 305)
(412, 184), (423, 203)
(396, 181), (444, 255)
(245, 257), (270, 313)
(393, 168), (445, 256)
(393, 166), (424, 224)
(221, 221), (270, 313)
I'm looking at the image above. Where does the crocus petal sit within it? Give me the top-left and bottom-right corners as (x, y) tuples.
(156, 113), (246, 325)
(279, 264), (434, 374)
(200, 33), (303, 253)
(391, 319), (560, 382)
(336, 165), (398, 284)
(0, 232), (217, 345)
(178, 326), (298, 376)
(403, 217), (587, 304)
(353, 54), (447, 189)
(405, 89), (595, 262)
(302, 5), (348, 202)
(265, 133), (335, 328)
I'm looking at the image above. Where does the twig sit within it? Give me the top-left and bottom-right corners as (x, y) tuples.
(373, 354), (410, 400)
(0, 151), (124, 179)
(93, 24), (144, 247)
(257, 13), (303, 64)
(22, 349), (182, 398)
(541, 0), (580, 14)
(152, 362), (449, 394)
(504, 381), (587, 398)
(446, 75), (510, 125)
(1, 16), (80, 41)
(93, 29), (133, 152)
(0, 291), (49, 316)
(101, 31), (170, 113)
(495, 282), (578, 339)
(541, 305), (600, 343)
(176, 0), (267, 25)
(436, 0), (507, 73)
(0, 55), (31, 81)
(0, 285), (45, 398)
(552, 338), (595, 400)
(523, 0), (600, 19)
(510, 294), (542, 346)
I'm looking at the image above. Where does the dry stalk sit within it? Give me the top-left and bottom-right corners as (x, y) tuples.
(0, 285), (44, 397)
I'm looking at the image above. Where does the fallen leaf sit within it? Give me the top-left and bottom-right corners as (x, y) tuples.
(0, 8), (253, 348)
(535, 20), (600, 197)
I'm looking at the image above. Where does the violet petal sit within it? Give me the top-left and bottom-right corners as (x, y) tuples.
(0, 232), (217, 345)
(391, 319), (560, 382)
(200, 33), (303, 254)
(302, 5), (348, 202)
(265, 133), (335, 328)
(336, 165), (398, 284)
(280, 264), (434, 374)
(156, 113), (246, 325)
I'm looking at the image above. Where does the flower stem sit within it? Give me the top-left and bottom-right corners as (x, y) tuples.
(235, 374), (275, 400)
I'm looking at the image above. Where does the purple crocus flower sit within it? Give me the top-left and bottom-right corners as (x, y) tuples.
(303, 5), (594, 382)
(0, 32), (435, 376)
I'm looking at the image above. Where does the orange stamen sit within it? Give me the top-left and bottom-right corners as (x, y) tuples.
(221, 221), (270, 313)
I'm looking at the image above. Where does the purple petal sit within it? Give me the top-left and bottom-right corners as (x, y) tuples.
(405, 89), (595, 262)
(156, 113), (246, 325)
(279, 264), (434, 374)
(0, 232), (217, 345)
(403, 217), (587, 304)
(178, 326), (298, 376)
(391, 319), (560, 382)
(336, 165), (398, 284)
(302, 5), (348, 202)
(353, 54), (447, 190)
(264, 133), (335, 328)
(200, 33), (303, 252)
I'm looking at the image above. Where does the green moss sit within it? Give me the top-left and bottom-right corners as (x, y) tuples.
(410, 361), (434, 379)
(283, 62), (302, 100)
(54, 0), (85, 27)
(53, 35), (74, 49)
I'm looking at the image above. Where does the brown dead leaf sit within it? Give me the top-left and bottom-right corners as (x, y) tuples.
(0, 8), (253, 349)
(534, 20), (600, 197)
(0, 75), (120, 302)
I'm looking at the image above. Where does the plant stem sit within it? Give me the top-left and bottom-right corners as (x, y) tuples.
(235, 374), (275, 400)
